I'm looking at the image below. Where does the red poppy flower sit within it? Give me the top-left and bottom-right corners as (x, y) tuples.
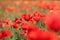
(21, 22), (29, 30)
(14, 18), (22, 24)
(2, 18), (12, 28)
(27, 29), (58, 40)
(0, 18), (2, 26)
(32, 10), (40, 21)
(21, 22), (38, 31)
(2, 30), (12, 37)
(5, 5), (16, 12)
(22, 14), (31, 21)
(44, 11), (60, 31)
(33, 16), (40, 21)
(22, 22), (58, 40)
(29, 18), (36, 23)
(12, 23), (19, 29)
(0, 32), (4, 39)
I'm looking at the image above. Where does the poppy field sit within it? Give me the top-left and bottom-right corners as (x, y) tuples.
(0, 0), (60, 40)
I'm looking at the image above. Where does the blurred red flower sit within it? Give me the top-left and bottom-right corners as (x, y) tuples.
(14, 18), (22, 24)
(0, 32), (4, 39)
(44, 11), (60, 31)
(2, 18), (12, 28)
(32, 10), (40, 21)
(5, 5), (16, 12)
(12, 23), (19, 29)
(22, 14), (31, 21)
(2, 30), (12, 37)
(27, 28), (58, 40)
(0, 18), (2, 26)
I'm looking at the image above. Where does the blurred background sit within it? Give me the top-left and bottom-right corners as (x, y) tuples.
(0, 0), (60, 20)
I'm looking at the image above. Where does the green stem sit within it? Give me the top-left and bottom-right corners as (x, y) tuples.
(3, 37), (11, 40)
